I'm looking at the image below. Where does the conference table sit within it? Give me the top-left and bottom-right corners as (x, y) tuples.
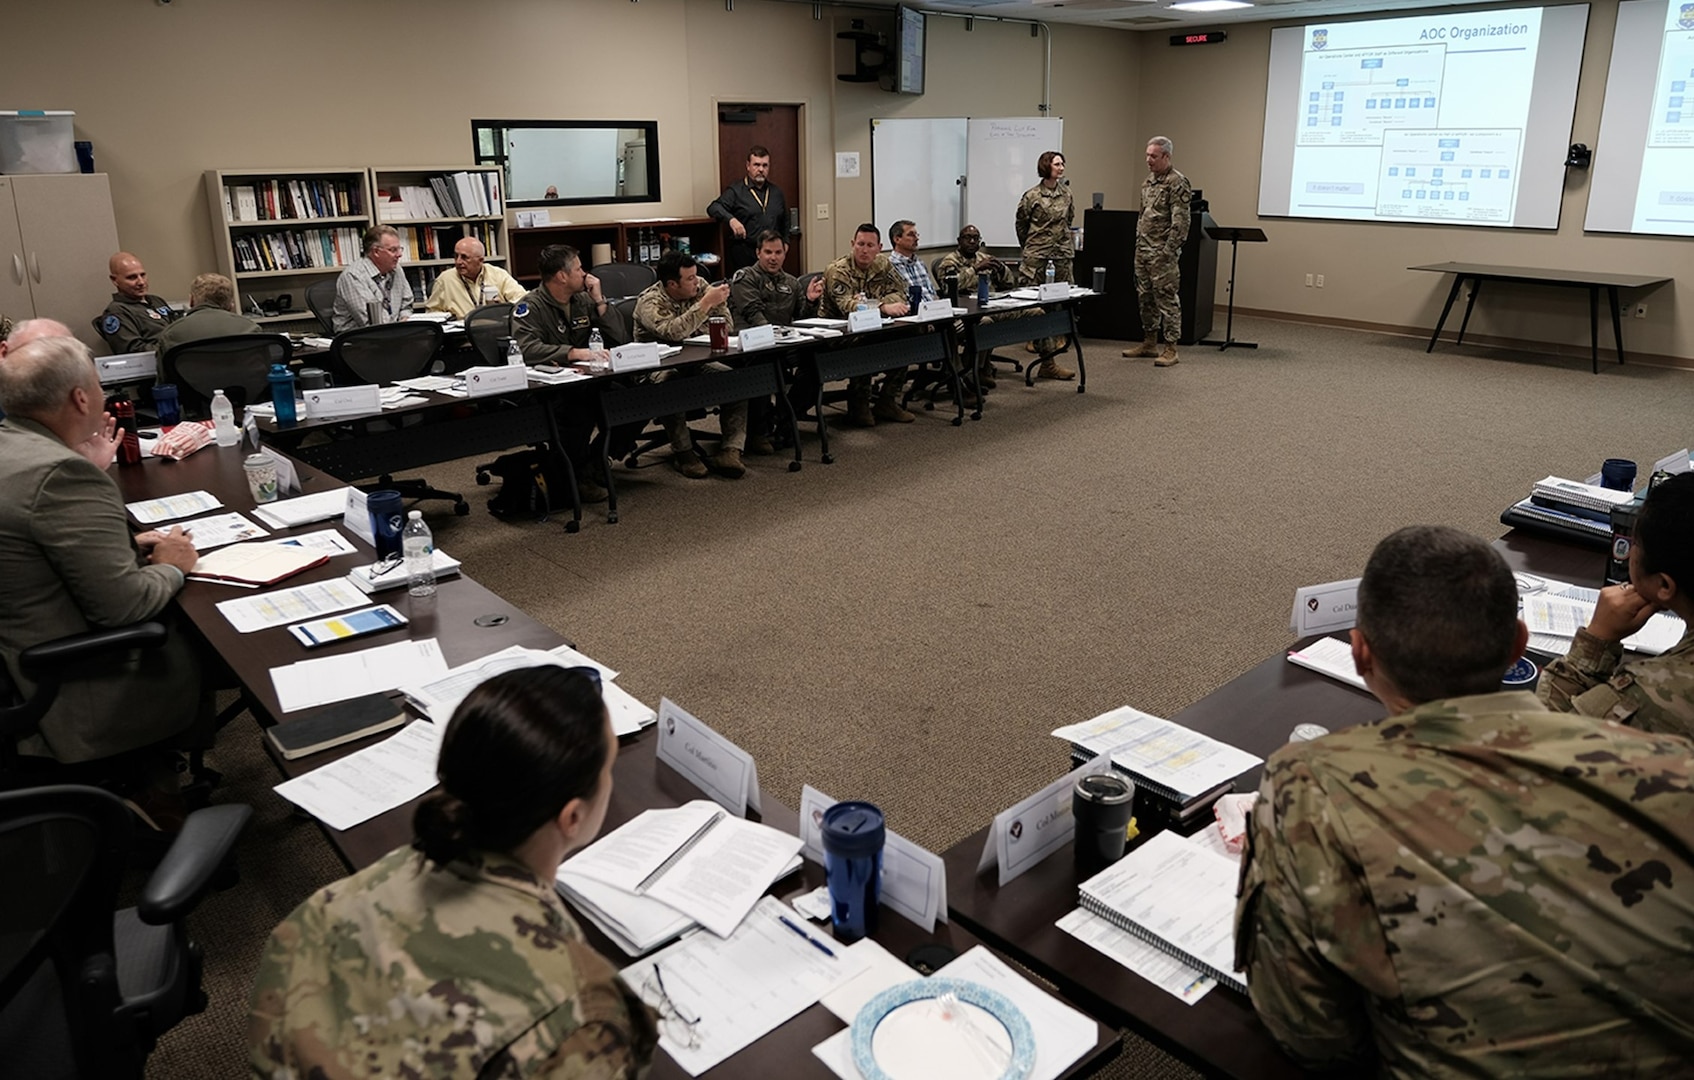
(111, 441), (1120, 1079)
(1409, 261), (1672, 374)
(941, 527), (1606, 1079)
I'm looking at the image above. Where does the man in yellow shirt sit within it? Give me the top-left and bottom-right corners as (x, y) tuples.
(425, 237), (524, 319)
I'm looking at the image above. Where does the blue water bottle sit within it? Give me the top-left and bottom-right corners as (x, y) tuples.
(268, 362), (297, 424)
(821, 801), (885, 945)
(977, 273), (990, 303)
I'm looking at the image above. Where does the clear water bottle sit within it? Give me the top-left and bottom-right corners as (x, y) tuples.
(854, 292), (869, 312)
(402, 510), (436, 597)
(211, 389), (239, 446)
(504, 336), (523, 366)
(588, 327), (604, 355)
(1044, 259), (1056, 285)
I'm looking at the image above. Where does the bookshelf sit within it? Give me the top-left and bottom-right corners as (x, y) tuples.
(204, 168), (373, 328)
(369, 165), (507, 308)
(507, 216), (725, 287)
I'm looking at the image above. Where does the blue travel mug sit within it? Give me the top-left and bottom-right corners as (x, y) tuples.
(268, 363), (297, 424)
(978, 274), (990, 303)
(366, 489), (405, 559)
(822, 801), (885, 945)
(1600, 458), (1637, 491)
(152, 383), (181, 427)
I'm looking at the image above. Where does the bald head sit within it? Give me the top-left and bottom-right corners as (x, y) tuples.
(0, 335), (100, 424)
(0, 318), (74, 359)
(453, 237), (488, 282)
(109, 252), (149, 301)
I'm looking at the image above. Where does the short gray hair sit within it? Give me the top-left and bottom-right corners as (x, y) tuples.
(0, 335), (98, 419)
(1148, 136), (1173, 157)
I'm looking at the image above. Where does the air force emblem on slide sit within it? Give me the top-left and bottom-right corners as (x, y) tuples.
(1680, 4), (1694, 30)
(1312, 28), (1328, 49)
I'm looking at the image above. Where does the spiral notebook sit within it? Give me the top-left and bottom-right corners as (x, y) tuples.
(1076, 830), (1246, 994)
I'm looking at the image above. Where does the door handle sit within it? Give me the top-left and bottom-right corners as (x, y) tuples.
(28, 251), (41, 283)
(9, 253), (20, 286)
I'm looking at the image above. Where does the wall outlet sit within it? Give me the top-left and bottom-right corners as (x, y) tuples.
(1315, 274), (1325, 288)
(1635, 303), (1648, 319)
(815, 203), (830, 221)
(1305, 273), (1314, 287)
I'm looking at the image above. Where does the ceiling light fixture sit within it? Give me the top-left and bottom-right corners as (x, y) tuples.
(1170, 0), (1253, 11)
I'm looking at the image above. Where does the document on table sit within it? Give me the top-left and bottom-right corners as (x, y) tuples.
(1286, 635), (1366, 690)
(267, 528), (360, 557)
(1522, 593), (1687, 655)
(1057, 908), (1217, 1005)
(252, 488), (349, 530)
(173, 511), (269, 551)
(623, 896), (866, 1076)
(394, 374), (460, 391)
(270, 639), (448, 713)
(273, 718), (443, 830)
(126, 489), (222, 524)
(1053, 706), (1261, 804)
(215, 576), (370, 633)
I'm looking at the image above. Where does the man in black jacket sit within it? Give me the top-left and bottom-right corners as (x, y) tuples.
(707, 146), (787, 273)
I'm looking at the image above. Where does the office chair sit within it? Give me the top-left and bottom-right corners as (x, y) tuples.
(463, 302), (515, 367)
(160, 333), (291, 419)
(0, 784), (250, 1080)
(590, 262), (657, 299)
(927, 257), (1024, 374)
(305, 279), (338, 334)
(795, 271), (823, 306)
(326, 322), (468, 515)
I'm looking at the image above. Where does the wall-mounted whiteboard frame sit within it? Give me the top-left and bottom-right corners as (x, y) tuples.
(871, 116), (1063, 247)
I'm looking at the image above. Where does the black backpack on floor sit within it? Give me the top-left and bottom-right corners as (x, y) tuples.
(475, 448), (566, 521)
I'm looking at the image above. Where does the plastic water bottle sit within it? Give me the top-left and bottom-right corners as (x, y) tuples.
(504, 337), (523, 366)
(267, 363), (297, 424)
(211, 389), (239, 446)
(588, 327), (604, 355)
(402, 510), (436, 597)
(855, 292), (869, 312)
(1044, 259), (1056, 285)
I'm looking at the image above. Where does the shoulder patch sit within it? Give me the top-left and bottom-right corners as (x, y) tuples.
(102, 314), (121, 334)
(513, 301), (530, 318)
(731, 268), (751, 283)
(156, 305), (173, 318)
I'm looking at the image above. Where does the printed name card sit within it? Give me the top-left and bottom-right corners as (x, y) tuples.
(738, 324), (777, 352)
(1038, 281), (1072, 301)
(847, 307), (882, 334)
(916, 299), (954, 321)
(977, 755), (1112, 886)
(1289, 577), (1361, 637)
(610, 341), (662, 373)
(303, 384), (382, 420)
(341, 488), (374, 545)
(1654, 448), (1691, 476)
(655, 698), (761, 817)
(799, 784), (947, 932)
(461, 365), (528, 397)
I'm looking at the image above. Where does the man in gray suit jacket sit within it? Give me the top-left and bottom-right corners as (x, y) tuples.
(0, 335), (203, 765)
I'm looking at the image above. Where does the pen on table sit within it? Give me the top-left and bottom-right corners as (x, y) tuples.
(778, 914), (836, 958)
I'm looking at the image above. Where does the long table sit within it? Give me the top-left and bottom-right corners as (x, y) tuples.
(113, 442), (1119, 1078)
(1409, 262), (1672, 374)
(942, 529), (1606, 1078)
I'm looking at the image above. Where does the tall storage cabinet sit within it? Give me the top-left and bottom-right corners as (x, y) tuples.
(0, 173), (121, 350)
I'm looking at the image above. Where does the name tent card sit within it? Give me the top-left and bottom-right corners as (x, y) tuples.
(341, 488), (375, 545)
(304, 384), (382, 420)
(799, 784), (946, 931)
(847, 307), (882, 334)
(977, 755), (1113, 886)
(1289, 577), (1360, 636)
(1654, 448), (1691, 476)
(610, 341), (661, 373)
(461, 365), (527, 397)
(1038, 281), (1072, 301)
(738, 323), (776, 351)
(916, 299), (954, 321)
(655, 698), (761, 817)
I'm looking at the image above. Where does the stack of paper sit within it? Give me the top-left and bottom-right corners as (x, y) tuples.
(347, 550), (463, 593)
(251, 488), (350, 530)
(273, 718), (445, 831)
(1053, 707), (1261, 806)
(399, 644), (656, 735)
(270, 639), (449, 713)
(126, 490), (221, 524)
(1521, 591), (1685, 656)
(1286, 636), (1366, 690)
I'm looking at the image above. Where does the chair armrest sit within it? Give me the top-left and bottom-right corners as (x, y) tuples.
(16, 622), (169, 680)
(137, 803), (252, 925)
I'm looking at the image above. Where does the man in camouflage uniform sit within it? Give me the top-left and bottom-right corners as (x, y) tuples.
(1124, 136), (1191, 368)
(511, 244), (617, 502)
(632, 250), (750, 479)
(1013, 151), (1076, 381)
(935, 224), (1024, 388)
(1236, 524), (1694, 1077)
(730, 230), (820, 450)
(1538, 471), (1694, 736)
(820, 223), (914, 427)
(97, 251), (177, 353)
(249, 846), (659, 1079)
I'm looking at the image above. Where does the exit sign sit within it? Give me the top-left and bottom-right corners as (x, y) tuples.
(1170, 30), (1228, 46)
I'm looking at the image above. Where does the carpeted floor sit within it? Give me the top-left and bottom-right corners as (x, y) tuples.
(143, 317), (1694, 1078)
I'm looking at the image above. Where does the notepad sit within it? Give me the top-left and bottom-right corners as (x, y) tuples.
(188, 541), (326, 587)
(251, 488), (349, 530)
(1286, 636), (1367, 690)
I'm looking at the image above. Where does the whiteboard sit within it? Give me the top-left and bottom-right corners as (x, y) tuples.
(965, 117), (1063, 247)
(870, 118), (967, 241)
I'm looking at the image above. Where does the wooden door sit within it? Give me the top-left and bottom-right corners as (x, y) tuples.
(717, 104), (804, 275)
(0, 180), (35, 329)
(11, 174), (120, 350)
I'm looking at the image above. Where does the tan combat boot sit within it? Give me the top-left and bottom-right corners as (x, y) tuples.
(1037, 356), (1076, 380)
(1123, 336), (1159, 358)
(873, 393), (916, 423)
(1154, 342), (1180, 367)
(672, 448), (709, 479)
(848, 388), (876, 427)
(711, 447), (746, 479)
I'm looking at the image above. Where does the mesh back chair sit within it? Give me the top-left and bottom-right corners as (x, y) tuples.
(160, 333), (291, 419)
(326, 322), (467, 515)
(305, 279), (338, 334)
(590, 262), (657, 299)
(463, 303), (515, 367)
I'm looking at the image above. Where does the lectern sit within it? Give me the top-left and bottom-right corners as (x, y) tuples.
(1198, 226), (1267, 351)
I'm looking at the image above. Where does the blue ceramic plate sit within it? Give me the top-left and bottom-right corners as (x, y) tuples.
(851, 978), (1035, 1080)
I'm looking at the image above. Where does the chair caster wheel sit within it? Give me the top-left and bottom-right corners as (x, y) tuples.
(951, 416), (962, 427)
(565, 520), (580, 533)
(821, 453), (835, 465)
(788, 461), (802, 473)
(607, 513), (620, 525)
(454, 502), (470, 516)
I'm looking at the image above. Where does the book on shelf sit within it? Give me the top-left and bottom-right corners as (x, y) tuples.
(232, 227), (360, 273)
(223, 177), (361, 224)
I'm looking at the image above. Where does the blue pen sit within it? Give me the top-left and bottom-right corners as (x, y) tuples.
(778, 913), (837, 958)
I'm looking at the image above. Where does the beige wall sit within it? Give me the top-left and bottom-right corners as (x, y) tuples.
(1135, 0), (1691, 362)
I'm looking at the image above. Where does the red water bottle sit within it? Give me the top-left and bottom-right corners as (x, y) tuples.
(109, 393), (142, 466)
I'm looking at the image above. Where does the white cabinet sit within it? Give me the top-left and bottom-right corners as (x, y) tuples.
(0, 174), (120, 350)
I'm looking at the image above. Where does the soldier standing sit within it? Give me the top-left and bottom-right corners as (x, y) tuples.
(1124, 136), (1191, 367)
(1013, 152), (1077, 381)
